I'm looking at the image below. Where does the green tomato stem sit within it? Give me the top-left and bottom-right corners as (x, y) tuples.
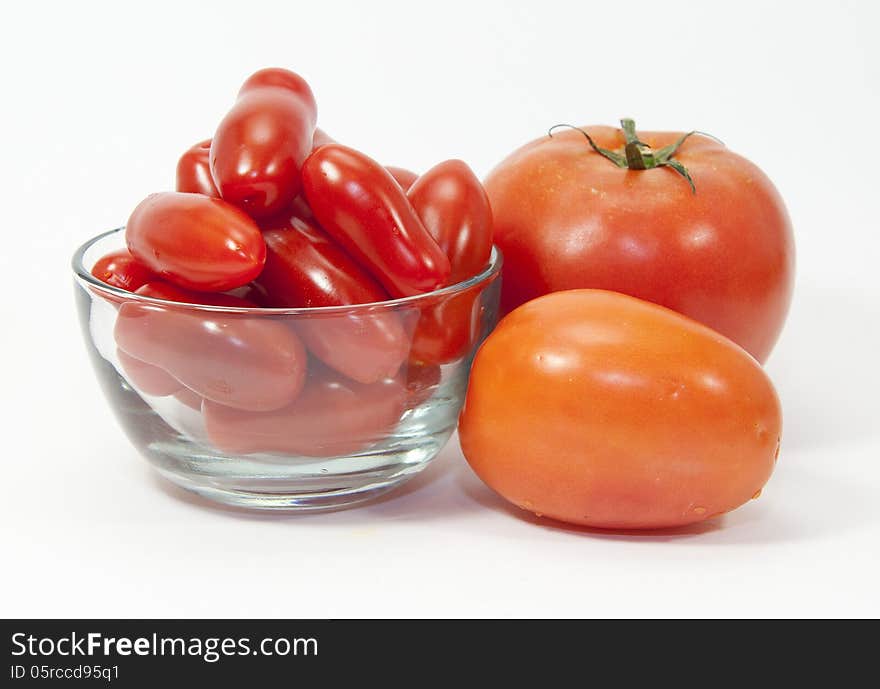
(548, 118), (703, 193)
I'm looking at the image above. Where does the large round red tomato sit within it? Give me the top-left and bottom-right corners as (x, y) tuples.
(484, 121), (795, 362)
(459, 289), (782, 530)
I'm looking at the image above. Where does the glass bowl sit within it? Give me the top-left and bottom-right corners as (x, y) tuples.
(72, 228), (502, 510)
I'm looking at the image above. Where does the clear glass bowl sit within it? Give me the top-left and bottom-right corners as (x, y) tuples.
(72, 228), (502, 510)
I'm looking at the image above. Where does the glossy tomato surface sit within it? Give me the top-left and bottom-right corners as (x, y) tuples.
(211, 89), (314, 218)
(175, 139), (219, 197)
(459, 289), (782, 529)
(257, 215), (390, 307)
(126, 192), (265, 292)
(407, 159), (493, 363)
(302, 144), (450, 297)
(256, 214), (409, 383)
(114, 300), (306, 412)
(91, 250), (156, 292)
(484, 126), (795, 362)
(237, 67), (317, 124)
(309, 133), (418, 190)
(408, 159), (493, 283)
(203, 365), (406, 457)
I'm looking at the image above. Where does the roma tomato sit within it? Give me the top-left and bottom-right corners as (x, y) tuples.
(408, 159), (493, 283)
(237, 67), (317, 124)
(407, 159), (493, 364)
(256, 214), (409, 384)
(298, 313), (409, 385)
(175, 139), (219, 197)
(309, 131), (418, 190)
(117, 349), (182, 397)
(484, 120), (794, 363)
(257, 215), (390, 307)
(302, 144), (451, 297)
(459, 289), (782, 530)
(386, 166), (418, 191)
(203, 365), (406, 457)
(211, 88), (314, 219)
(114, 300), (306, 412)
(126, 192), (266, 292)
(91, 250), (156, 292)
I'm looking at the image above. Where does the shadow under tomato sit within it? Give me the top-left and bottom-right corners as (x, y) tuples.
(454, 456), (880, 545)
(148, 447), (879, 545)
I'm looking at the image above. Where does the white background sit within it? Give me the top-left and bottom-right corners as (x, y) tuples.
(1, 0), (878, 617)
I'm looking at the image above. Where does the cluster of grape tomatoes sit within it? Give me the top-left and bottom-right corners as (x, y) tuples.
(91, 68), (493, 456)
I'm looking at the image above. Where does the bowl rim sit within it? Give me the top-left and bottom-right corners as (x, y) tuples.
(72, 227), (503, 314)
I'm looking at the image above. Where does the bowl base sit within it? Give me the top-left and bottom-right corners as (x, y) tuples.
(155, 466), (419, 511)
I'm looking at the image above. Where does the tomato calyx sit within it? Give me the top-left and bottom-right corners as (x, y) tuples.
(548, 118), (714, 193)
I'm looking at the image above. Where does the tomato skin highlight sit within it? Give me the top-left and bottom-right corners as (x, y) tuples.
(91, 250), (156, 292)
(126, 192), (266, 293)
(175, 139), (219, 197)
(237, 67), (317, 124)
(114, 299), (306, 412)
(459, 289), (782, 530)
(211, 88), (314, 219)
(255, 214), (409, 384)
(302, 144), (451, 297)
(203, 365), (406, 457)
(484, 126), (794, 363)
